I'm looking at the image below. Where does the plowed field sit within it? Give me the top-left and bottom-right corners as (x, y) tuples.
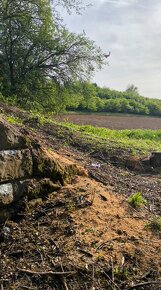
(58, 113), (161, 130)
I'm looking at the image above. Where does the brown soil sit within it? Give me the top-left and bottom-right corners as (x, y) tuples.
(57, 113), (161, 130)
(0, 105), (161, 289)
(1, 175), (160, 290)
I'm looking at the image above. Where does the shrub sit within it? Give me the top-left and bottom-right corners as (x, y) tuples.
(128, 192), (147, 208)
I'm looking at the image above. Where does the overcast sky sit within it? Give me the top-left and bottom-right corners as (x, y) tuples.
(62, 0), (161, 99)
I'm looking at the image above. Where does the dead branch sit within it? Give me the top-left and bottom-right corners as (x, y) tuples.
(89, 171), (108, 185)
(17, 268), (76, 276)
(97, 264), (121, 290)
(21, 286), (35, 290)
(127, 280), (161, 289)
(96, 237), (119, 250)
(78, 248), (93, 257)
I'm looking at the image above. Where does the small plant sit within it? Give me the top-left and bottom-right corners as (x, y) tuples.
(114, 266), (129, 280)
(48, 147), (53, 153)
(128, 192), (147, 208)
(145, 216), (161, 232)
(96, 253), (105, 262)
(5, 115), (22, 125)
(85, 227), (95, 233)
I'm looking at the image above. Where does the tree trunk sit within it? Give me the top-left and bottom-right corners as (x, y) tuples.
(8, 17), (15, 94)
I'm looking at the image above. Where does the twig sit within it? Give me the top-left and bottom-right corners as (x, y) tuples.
(128, 203), (142, 214)
(17, 268), (76, 276)
(99, 194), (108, 201)
(62, 278), (69, 290)
(0, 279), (9, 290)
(110, 257), (114, 282)
(89, 172), (108, 185)
(96, 237), (119, 250)
(90, 189), (96, 204)
(97, 264), (121, 290)
(140, 270), (154, 279)
(91, 262), (95, 290)
(127, 280), (161, 289)
(60, 258), (69, 290)
(21, 286), (35, 290)
(78, 248), (93, 257)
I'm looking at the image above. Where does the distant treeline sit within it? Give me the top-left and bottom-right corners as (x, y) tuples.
(66, 82), (161, 116)
(1, 81), (161, 116)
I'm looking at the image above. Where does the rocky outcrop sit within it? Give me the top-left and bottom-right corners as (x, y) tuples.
(0, 149), (33, 181)
(0, 116), (84, 223)
(0, 117), (27, 150)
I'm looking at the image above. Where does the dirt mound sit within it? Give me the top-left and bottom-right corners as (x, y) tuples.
(0, 176), (161, 289)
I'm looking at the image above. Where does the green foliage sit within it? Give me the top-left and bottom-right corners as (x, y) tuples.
(145, 216), (161, 232)
(85, 227), (95, 233)
(4, 116), (22, 125)
(0, 0), (104, 110)
(66, 82), (161, 117)
(61, 122), (161, 153)
(114, 266), (129, 280)
(78, 82), (98, 111)
(126, 84), (139, 95)
(96, 254), (105, 262)
(1, 0), (161, 117)
(128, 192), (147, 208)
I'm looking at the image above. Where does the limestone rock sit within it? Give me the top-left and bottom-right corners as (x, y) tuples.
(32, 148), (66, 184)
(32, 149), (86, 185)
(0, 117), (85, 223)
(14, 178), (61, 200)
(0, 149), (33, 181)
(0, 183), (13, 205)
(0, 116), (27, 150)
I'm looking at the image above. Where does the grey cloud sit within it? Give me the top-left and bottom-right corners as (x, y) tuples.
(62, 0), (161, 98)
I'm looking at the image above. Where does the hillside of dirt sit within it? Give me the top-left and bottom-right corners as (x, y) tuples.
(0, 103), (161, 290)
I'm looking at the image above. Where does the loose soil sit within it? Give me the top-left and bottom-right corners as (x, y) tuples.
(57, 113), (161, 130)
(0, 105), (161, 289)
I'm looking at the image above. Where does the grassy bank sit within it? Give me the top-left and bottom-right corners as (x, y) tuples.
(2, 106), (161, 156)
(60, 122), (161, 155)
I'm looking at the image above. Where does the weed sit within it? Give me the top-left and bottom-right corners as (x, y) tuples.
(114, 266), (129, 280)
(96, 253), (105, 262)
(92, 242), (98, 249)
(145, 216), (161, 232)
(128, 192), (147, 208)
(85, 227), (95, 233)
(4, 115), (22, 125)
(47, 147), (53, 153)
(60, 122), (161, 154)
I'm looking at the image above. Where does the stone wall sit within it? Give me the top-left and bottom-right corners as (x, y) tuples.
(0, 117), (80, 223)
